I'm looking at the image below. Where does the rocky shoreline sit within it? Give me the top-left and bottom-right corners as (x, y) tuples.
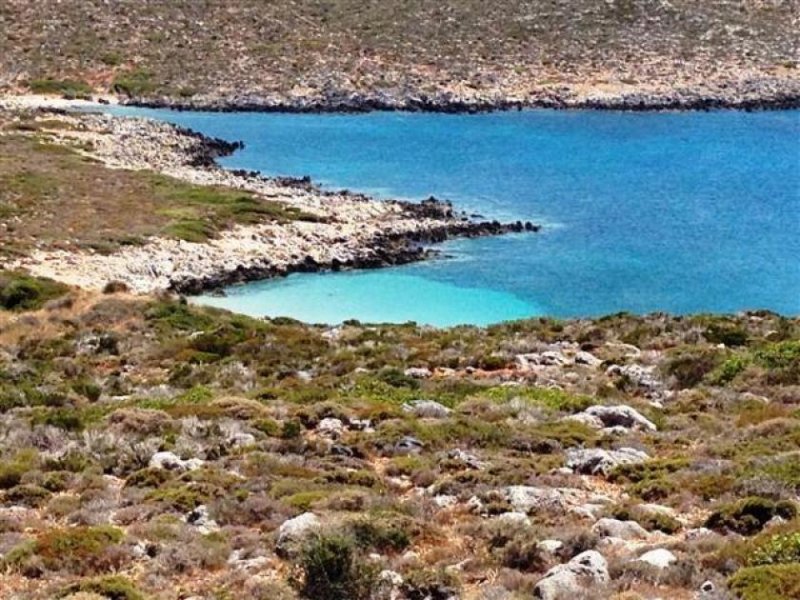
(3, 105), (539, 295)
(122, 76), (800, 114)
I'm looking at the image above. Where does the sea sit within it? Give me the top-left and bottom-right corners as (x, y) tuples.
(110, 106), (800, 326)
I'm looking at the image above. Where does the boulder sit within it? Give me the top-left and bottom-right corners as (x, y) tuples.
(276, 512), (320, 556)
(317, 417), (345, 438)
(592, 518), (649, 540)
(575, 351), (602, 367)
(584, 405), (657, 431)
(149, 451), (203, 472)
(505, 486), (568, 513)
(636, 548), (677, 569)
(402, 399), (451, 418)
(404, 367), (432, 379)
(533, 550), (609, 600)
(565, 447), (649, 476)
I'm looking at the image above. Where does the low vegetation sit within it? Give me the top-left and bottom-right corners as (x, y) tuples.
(0, 275), (796, 598)
(0, 124), (320, 257)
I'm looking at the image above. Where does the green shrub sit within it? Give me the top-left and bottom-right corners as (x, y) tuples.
(349, 517), (413, 552)
(728, 564), (800, 600)
(5, 483), (51, 507)
(299, 534), (378, 600)
(706, 497), (797, 535)
(28, 77), (92, 98)
(58, 575), (145, 600)
(663, 347), (721, 388)
(0, 271), (69, 311)
(749, 532), (800, 566)
(705, 323), (749, 347)
(112, 68), (156, 96)
(754, 341), (800, 384)
(4, 525), (127, 575)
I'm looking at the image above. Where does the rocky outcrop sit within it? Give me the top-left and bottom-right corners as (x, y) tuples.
(533, 550), (609, 600)
(565, 447), (649, 477)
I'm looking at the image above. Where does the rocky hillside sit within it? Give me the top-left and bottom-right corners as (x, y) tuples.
(0, 274), (798, 599)
(1, 0), (799, 109)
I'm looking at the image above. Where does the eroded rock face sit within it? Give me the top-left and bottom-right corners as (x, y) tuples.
(533, 550), (609, 600)
(565, 447), (649, 476)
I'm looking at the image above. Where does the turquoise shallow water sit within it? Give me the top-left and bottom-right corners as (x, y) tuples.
(112, 107), (800, 326)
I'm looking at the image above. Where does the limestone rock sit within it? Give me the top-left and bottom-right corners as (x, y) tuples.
(584, 405), (657, 431)
(636, 548), (677, 569)
(276, 512), (320, 556)
(592, 518), (649, 540)
(565, 447), (649, 476)
(533, 550), (609, 599)
(403, 399), (451, 418)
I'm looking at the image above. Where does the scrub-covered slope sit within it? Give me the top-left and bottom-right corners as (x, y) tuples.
(1, 0), (798, 109)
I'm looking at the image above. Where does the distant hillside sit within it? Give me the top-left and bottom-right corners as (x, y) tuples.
(1, 0), (798, 108)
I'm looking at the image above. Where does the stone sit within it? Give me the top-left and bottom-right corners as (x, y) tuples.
(404, 367), (432, 379)
(565, 447), (649, 476)
(186, 504), (219, 534)
(636, 548), (677, 569)
(276, 512), (320, 556)
(447, 448), (485, 469)
(533, 550), (609, 600)
(491, 511), (531, 526)
(592, 518), (649, 540)
(584, 405), (657, 431)
(538, 539), (564, 553)
(317, 417), (345, 437)
(506, 486), (568, 513)
(403, 399), (451, 418)
(700, 580), (715, 594)
(393, 436), (424, 454)
(575, 350), (602, 367)
(149, 451), (203, 472)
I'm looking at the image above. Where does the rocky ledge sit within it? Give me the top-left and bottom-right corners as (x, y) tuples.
(6, 108), (539, 294)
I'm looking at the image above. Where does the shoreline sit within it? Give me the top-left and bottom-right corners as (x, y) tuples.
(115, 74), (800, 114)
(1, 100), (539, 295)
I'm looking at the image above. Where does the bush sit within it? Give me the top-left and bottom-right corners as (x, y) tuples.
(705, 323), (749, 347)
(663, 347), (721, 389)
(749, 531), (800, 566)
(28, 77), (92, 98)
(4, 525), (127, 575)
(58, 575), (145, 600)
(0, 271), (69, 311)
(728, 564), (800, 600)
(706, 497), (797, 535)
(111, 68), (156, 96)
(299, 534), (378, 600)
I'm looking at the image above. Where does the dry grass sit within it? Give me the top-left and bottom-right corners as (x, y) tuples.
(0, 125), (315, 257)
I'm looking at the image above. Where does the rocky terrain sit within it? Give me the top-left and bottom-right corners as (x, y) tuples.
(0, 103), (536, 294)
(1, 0), (798, 110)
(0, 279), (797, 599)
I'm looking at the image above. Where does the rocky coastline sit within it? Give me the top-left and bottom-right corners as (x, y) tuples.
(122, 75), (800, 114)
(3, 105), (539, 295)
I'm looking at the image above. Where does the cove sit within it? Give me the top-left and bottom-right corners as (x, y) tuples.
(111, 106), (800, 326)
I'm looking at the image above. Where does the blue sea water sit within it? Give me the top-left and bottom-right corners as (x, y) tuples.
(111, 106), (800, 326)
